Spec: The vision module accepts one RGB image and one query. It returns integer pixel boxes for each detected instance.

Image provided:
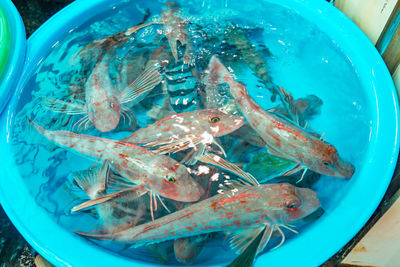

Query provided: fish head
[199,109,244,137]
[149,160,204,202]
[88,97,121,132]
[261,183,321,223]
[306,142,355,178]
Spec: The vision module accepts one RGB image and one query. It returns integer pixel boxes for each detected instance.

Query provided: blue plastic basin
[0,0,398,266]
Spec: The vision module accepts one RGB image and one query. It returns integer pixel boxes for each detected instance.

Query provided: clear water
[10,0,369,265]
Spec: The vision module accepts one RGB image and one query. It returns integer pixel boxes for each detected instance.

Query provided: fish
[163,58,201,113]
[72,161,147,233]
[28,119,205,205]
[122,109,244,165]
[224,25,281,103]
[174,235,209,265]
[208,56,355,178]
[161,2,194,65]
[76,21,156,63]
[42,54,162,132]
[75,182,322,264]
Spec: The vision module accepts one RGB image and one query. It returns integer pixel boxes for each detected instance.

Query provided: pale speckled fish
[28,119,204,204]
[122,109,244,165]
[42,54,162,132]
[76,182,321,265]
[208,56,355,178]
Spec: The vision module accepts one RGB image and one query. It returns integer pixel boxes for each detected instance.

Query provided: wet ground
[3,0,399,266]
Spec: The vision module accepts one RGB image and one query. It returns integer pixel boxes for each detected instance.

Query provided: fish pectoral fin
[42,97,86,115]
[71,185,148,213]
[72,160,111,197]
[144,136,202,155]
[281,164,303,176]
[197,153,259,186]
[107,171,141,192]
[228,226,267,255]
[118,64,163,105]
[226,224,274,267]
[180,143,206,166]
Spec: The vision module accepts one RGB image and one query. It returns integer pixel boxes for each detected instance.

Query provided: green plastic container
[0,6,11,78]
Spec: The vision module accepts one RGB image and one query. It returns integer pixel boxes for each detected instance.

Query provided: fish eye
[286,203,298,209]
[166,176,176,183]
[322,161,330,166]
[110,102,115,109]
[210,116,220,123]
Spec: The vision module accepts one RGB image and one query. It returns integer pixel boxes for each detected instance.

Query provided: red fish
[28,119,204,204]
[208,56,355,178]
[42,55,162,133]
[122,109,244,165]
[76,182,321,259]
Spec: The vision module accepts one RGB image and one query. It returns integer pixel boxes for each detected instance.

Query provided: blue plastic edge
[0,0,26,114]
[0,0,397,266]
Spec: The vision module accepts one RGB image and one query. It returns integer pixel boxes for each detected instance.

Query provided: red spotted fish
[122,109,244,165]
[208,56,355,178]
[42,53,162,132]
[28,119,204,206]
[75,182,321,262]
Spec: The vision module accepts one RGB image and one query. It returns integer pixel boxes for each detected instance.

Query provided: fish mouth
[334,159,355,178]
[296,207,325,224]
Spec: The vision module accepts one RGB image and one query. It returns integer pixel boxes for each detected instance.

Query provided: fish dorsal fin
[42,97,87,115]
[197,153,259,186]
[72,160,110,199]
[118,65,163,105]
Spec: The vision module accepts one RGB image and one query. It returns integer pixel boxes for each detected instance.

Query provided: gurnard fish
[161,2,194,65]
[43,53,162,132]
[72,161,147,233]
[28,119,204,206]
[208,56,355,178]
[122,109,244,165]
[76,182,321,263]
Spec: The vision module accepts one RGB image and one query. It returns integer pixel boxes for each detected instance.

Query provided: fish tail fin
[72,161,110,198]
[118,64,162,105]
[41,97,86,115]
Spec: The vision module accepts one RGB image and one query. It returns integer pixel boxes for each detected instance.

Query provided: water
[9,0,369,265]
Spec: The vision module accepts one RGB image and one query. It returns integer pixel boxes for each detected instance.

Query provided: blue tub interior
[0,0,398,266]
